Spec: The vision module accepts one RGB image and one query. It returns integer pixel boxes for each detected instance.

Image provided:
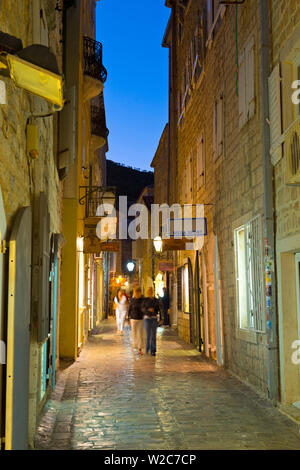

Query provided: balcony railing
[83,36,107,83]
[91,105,109,141]
[79,186,116,218]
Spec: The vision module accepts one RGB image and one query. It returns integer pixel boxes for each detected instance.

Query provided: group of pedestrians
[113,286,169,356]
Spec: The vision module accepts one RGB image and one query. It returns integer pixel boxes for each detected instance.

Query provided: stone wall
[0,0,63,447]
[172,0,269,394]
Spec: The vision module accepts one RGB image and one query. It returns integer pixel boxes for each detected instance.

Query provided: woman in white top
[113,289,128,335]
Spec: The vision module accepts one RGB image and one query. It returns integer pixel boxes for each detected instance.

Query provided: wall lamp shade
[126,262,135,273]
[5,45,63,108]
[153,236,163,253]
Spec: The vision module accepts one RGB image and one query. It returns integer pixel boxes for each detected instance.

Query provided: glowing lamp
[6,53,63,108]
[153,236,163,253]
[126,262,135,272]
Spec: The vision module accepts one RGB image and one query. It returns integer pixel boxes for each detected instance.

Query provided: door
[294,254,300,385]
[0,187,7,446]
[202,251,210,357]
[5,206,32,450]
[50,235,59,390]
[193,251,203,351]
[188,258,194,344]
[214,236,224,366]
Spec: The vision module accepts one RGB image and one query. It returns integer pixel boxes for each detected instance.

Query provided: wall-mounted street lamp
[153,236,163,254]
[0,35,64,109]
[126,261,135,273]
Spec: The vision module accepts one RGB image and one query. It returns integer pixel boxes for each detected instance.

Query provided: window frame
[206,0,226,47]
[234,215,265,335]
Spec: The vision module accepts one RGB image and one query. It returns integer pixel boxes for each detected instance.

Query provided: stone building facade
[0,0,109,450]
[0,0,64,449]
[161,0,276,399]
[59,0,108,360]
[269,0,300,415]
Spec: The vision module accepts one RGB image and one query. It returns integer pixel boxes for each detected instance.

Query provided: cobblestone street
[35,320,300,450]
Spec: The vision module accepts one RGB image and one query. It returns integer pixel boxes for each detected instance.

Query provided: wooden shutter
[197,134,205,187]
[207,0,214,34]
[239,50,246,128]
[282,61,295,130]
[213,99,218,159]
[217,96,223,157]
[268,64,283,163]
[188,258,194,343]
[245,37,255,120]
[177,268,182,311]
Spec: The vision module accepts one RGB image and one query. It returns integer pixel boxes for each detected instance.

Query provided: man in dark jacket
[142,287,162,356]
[128,287,144,354]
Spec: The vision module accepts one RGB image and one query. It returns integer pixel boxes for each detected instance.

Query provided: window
[182,154,193,202]
[196,134,205,188]
[239,37,255,128]
[182,264,190,313]
[234,216,264,332]
[213,94,224,161]
[177,264,191,313]
[207,0,224,43]
[178,15,205,125]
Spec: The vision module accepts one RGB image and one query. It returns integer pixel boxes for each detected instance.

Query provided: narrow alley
[35,320,300,451]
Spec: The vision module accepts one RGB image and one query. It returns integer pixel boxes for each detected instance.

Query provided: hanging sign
[158,260,175,272]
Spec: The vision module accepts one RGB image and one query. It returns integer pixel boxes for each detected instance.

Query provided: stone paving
[35,319,300,450]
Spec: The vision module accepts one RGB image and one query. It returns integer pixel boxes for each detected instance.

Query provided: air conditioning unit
[285,118,300,185]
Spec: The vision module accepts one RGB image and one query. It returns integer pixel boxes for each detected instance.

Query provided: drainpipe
[259,0,279,403]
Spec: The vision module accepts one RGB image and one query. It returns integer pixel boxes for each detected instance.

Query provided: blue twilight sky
[96,0,170,171]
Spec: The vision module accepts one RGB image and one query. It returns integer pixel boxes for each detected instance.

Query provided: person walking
[128,287,144,355]
[159,287,170,327]
[142,287,162,356]
[113,289,128,335]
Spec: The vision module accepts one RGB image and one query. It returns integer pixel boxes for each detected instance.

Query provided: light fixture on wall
[126,261,135,273]
[0,39,64,109]
[153,236,163,254]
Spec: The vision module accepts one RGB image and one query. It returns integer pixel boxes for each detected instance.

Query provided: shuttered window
[197,134,205,188]
[268,64,283,163]
[213,94,224,161]
[282,61,294,130]
[177,267,182,311]
[239,37,255,128]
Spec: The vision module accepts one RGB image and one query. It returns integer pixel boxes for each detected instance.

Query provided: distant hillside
[106,160,154,205]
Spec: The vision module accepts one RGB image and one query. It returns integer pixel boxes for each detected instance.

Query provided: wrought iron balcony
[91,104,109,141]
[83,36,107,84]
[79,186,116,219]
